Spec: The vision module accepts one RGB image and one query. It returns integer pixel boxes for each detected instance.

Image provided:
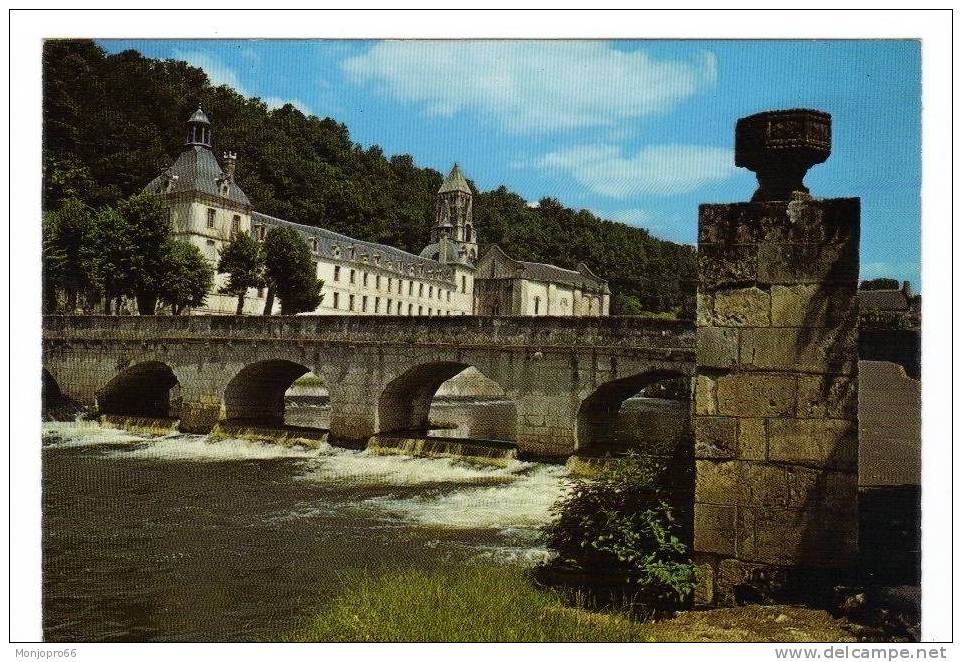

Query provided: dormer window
[311,238,318,253]
[374,253,381,265]
[333,246,342,259]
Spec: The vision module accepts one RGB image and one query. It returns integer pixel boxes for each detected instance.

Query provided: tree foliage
[263,226,324,315]
[42,197,96,312]
[542,452,696,606]
[43,39,697,313]
[217,232,265,314]
[115,193,171,314]
[160,240,214,314]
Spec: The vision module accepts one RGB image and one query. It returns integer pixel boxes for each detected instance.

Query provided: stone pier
[693,109,861,604]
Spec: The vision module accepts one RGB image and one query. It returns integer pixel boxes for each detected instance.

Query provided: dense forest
[43,40,697,315]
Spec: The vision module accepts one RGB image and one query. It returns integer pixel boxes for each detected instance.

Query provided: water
[41,397,688,642]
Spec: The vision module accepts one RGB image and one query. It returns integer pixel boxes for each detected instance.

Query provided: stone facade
[145,109,608,318]
[693,109,861,604]
[474,245,610,316]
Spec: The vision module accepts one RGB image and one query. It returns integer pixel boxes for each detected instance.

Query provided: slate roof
[478,245,609,292]
[188,107,211,124]
[858,289,910,312]
[438,164,471,194]
[144,146,251,207]
[252,212,457,285]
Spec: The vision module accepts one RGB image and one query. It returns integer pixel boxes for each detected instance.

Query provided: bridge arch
[377,361,514,438]
[577,369,690,453]
[97,361,181,419]
[223,359,313,426]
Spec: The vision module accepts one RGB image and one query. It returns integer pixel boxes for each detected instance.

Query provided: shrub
[541,451,696,605]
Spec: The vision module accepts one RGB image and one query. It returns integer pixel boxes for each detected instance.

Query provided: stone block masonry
[693,109,860,604]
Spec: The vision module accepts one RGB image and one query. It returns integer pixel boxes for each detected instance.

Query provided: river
[41,397,688,642]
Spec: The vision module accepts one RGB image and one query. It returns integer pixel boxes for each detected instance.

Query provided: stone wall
[693,196,861,604]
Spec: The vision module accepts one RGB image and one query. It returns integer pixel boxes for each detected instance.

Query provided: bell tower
[185,107,212,148]
[433,163,477,264]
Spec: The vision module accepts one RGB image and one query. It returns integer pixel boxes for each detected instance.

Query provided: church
[145,108,610,317]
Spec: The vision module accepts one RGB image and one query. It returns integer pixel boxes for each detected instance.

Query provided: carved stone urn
[735,108,832,201]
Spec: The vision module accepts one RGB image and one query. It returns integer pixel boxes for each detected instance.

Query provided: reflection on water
[42,397,688,642]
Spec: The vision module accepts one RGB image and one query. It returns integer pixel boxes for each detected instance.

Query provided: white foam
[107,436,319,462]
[42,421,160,448]
[363,464,571,531]
[42,421,319,461]
[296,446,523,487]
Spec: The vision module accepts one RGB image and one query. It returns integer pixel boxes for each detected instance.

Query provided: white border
[6,7,954,657]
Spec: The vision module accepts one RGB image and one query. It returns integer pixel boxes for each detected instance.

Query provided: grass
[283,564,861,642]
[285,565,653,642]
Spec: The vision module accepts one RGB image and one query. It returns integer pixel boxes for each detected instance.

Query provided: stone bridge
[42,314,695,456]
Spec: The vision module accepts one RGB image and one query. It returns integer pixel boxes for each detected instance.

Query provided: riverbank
[284,565,859,643]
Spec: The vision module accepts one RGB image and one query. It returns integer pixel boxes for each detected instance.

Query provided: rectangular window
[408,281,413,296]
[386,299,392,314]
[256,225,266,241]
[207,208,216,229]
[311,238,318,253]
[447,291,451,302]
[428,285,433,298]
[398,280,403,294]
[375,297,380,313]
[350,269,356,284]
[418,283,424,297]
[375,274,381,290]
[363,272,369,287]
[362,296,368,312]
[428,308,432,316]
[418,305,423,315]
[257,287,264,298]
[333,292,339,309]
[231,215,240,235]
[408,303,413,315]
[333,265,341,282]
[534,297,540,315]
[387,277,392,291]
[461,275,467,293]
[349,294,355,311]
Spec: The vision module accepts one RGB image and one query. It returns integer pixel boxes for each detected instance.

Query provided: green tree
[42,197,96,313]
[160,240,214,315]
[262,226,323,315]
[217,231,265,314]
[86,205,135,314]
[116,192,171,315]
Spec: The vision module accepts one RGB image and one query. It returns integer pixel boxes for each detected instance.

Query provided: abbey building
[146,109,610,317]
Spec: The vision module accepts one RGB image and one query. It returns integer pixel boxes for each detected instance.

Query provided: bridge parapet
[42,314,695,354]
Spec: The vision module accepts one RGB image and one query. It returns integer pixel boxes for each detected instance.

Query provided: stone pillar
[693,109,860,605]
[179,398,224,433]
[515,393,579,458]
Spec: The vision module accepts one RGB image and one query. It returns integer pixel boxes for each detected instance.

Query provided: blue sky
[100,39,921,289]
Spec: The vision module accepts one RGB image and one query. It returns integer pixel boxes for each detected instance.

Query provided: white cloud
[174,50,251,96]
[174,50,312,116]
[536,143,736,197]
[262,97,312,114]
[603,208,695,244]
[341,41,716,133]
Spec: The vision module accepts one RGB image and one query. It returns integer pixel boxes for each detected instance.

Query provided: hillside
[42,40,696,314]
